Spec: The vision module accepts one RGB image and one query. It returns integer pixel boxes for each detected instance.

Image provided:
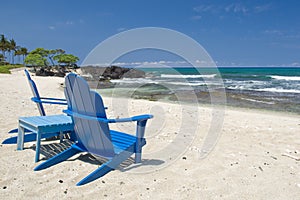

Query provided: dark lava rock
[80,65,145,89]
[80,65,145,81]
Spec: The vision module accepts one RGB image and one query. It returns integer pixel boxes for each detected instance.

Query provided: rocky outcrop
[80,65,145,81]
[32,65,78,77]
[78,65,146,89]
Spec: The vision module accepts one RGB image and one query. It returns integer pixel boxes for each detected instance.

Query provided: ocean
[97,67,300,114]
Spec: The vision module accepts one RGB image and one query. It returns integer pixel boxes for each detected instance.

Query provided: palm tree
[20,47,28,64]
[14,46,22,64]
[9,39,17,64]
[0,53,4,63]
[0,34,8,62]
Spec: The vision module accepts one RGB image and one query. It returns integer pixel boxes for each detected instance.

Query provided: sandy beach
[0,69,299,199]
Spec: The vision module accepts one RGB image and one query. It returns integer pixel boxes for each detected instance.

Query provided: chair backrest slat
[24,69,46,116]
[65,74,114,158]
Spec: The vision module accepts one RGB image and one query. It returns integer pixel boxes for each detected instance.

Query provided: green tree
[29,47,49,66]
[0,53,4,64]
[9,39,17,64]
[14,47,22,64]
[30,47,49,58]
[0,34,9,62]
[15,47,28,64]
[53,54,79,67]
[24,53,47,67]
[48,49,65,66]
[20,47,28,64]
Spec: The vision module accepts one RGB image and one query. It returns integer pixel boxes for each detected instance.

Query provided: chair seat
[110,130,146,154]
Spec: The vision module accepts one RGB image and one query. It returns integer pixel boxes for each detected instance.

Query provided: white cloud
[263,29,283,35]
[225,3,248,14]
[254,4,272,13]
[190,15,202,20]
[193,5,215,13]
[291,62,300,66]
[263,29,300,39]
[194,3,272,17]
[65,21,74,25]
[48,26,55,30]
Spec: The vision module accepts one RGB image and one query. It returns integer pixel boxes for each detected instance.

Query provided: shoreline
[97,87,300,116]
[0,70,300,199]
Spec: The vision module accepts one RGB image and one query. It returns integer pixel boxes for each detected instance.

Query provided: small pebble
[270,156,277,160]
[182,156,187,160]
[3,186,7,189]
[59,180,63,183]
[102,180,105,184]
[146,188,150,190]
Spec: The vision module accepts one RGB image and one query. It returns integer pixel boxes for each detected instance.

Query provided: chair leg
[77,147,134,186]
[3,133,35,144]
[8,128,31,134]
[2,132,67,144]
[76,160,114,186]
[69,131,77,141]
[135,120,147,163]
[59,131,63,143]
[34,145,81,171]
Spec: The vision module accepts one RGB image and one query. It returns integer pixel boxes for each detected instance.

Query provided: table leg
[35,132,42,162]
[59,131,63,143]
[17,125,24,150]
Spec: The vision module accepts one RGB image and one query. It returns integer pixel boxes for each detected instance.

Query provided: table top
[19,114,73,129]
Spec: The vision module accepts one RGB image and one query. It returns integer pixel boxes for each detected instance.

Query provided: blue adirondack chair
[34,73,153,186]
[2,69,68,144]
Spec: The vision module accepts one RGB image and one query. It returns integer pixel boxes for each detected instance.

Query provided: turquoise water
[141,67,300,92]
[97,67,300,113]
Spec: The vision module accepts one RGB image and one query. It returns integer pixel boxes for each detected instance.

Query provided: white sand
[0,69,299,199]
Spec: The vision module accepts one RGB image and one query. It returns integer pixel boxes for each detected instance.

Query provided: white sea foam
[227,85,300,94]
[271,75,300,81]
[110,78,159,84]
[161,74,216,79]
[255,88,300,93]
[167,82,205,86]
[240,98,275,105]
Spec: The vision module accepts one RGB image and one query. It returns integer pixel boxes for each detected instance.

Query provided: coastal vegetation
[0,34,79,75]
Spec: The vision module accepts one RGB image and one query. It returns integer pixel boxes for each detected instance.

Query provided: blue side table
[17,114,74,162]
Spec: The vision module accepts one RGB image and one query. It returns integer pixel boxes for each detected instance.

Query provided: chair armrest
[40,97,67,101]
[107,114,153,123]
[31,97,68,105]
[63,110,110,123]
[63,110,153,124]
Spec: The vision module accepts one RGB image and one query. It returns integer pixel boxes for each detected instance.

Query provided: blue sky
[1,0,300,66]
